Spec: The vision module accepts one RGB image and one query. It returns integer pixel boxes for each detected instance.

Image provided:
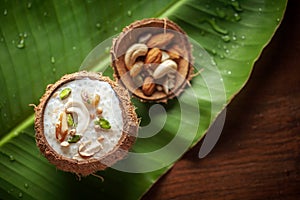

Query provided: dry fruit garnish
[34,71,139,176]
[111,18,194,103]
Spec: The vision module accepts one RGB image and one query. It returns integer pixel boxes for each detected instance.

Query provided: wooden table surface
[143,0,300,199]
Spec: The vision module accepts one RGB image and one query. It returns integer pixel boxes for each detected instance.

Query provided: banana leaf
[0,0,287,199]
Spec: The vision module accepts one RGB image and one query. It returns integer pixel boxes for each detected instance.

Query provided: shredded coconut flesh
[43,78,124,161]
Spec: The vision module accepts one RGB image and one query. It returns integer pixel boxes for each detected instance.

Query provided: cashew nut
[153,59,178,79]
[78,140,103,157]
[129,61,144,77]
[124,43,148,69]
[65,101,89,135]
[161,51,170,62]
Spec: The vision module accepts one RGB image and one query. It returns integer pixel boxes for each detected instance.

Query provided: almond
[142,76,156,96]
[146,32,174,48]
[145,48,162,64]
[167,44,182,59]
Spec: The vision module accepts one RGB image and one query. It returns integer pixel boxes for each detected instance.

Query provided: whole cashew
[65,101,89,135]
[124,43,148,70]
[153,59,178,79]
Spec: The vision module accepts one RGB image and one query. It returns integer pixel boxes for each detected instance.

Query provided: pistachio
[124,43,148,70]
[153,59,178,79]
[59,88,71,100]
[68,134,82,143]
[94,117,111,129]
[78,140,102,158]
[129,61,144,77]
[66,101,89,135]
[142,76,156,96]
[67,113,74,127]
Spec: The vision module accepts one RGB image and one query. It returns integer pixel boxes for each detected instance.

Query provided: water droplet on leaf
[17,34,26,49]
[3,9,8,16]
[24,183,29,189]
[276,18,280,23]
[211,49,217,55]
[233,13,241,21]
[241,35,246,40]
[50,56,55,64]
[9,155,15,161]
[127,10,132,17]
[96,23,101,29]
[232,35,237,41]
[27,2,32,9]
[18,192,23,198]
[114,27,118,32]
[221,35,231,42]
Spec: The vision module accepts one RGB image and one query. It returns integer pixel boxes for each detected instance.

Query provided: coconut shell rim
[34,71,139,176]
[111,18,194,103]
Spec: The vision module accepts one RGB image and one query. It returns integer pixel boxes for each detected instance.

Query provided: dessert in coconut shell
[34,71,138,176]
[111,18,194,103]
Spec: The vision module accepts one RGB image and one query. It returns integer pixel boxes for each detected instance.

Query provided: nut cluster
[124,32,182,97]
[55,87,111,159]
[111,18,193,103]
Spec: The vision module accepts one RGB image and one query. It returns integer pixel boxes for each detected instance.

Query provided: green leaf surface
[0,0,286,199]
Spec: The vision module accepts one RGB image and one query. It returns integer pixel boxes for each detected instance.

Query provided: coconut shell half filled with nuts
[111,18,194,103]
[34,71,139,176]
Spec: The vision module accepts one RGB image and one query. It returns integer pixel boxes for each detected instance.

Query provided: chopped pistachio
[67,113,74,127]
[67,134,82,143]
[94,118,111,129]
[59,88,71,100]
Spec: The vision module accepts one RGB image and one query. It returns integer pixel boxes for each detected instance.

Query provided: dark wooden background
[143,0,300,199]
